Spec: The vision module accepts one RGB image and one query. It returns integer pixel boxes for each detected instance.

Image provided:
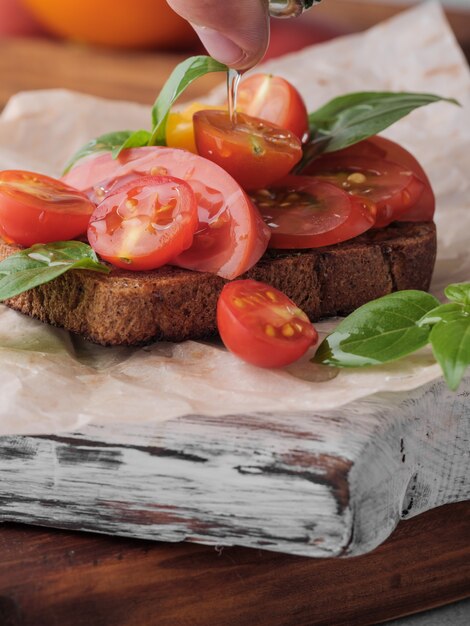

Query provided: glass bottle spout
[268,0,321,19]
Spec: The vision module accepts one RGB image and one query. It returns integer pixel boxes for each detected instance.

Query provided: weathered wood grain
[0,502,468,626]
[0,377,468,557]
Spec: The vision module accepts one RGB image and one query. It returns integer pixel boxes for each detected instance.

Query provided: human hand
[166,0,270,70]
[0,0,42,36]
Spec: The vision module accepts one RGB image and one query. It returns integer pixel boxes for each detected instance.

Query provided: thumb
[166,0,270,69]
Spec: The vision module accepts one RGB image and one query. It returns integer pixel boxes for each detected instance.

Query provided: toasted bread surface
[0,222,436,346]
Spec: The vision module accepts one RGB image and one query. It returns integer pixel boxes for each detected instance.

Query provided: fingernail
[192,25,246,67]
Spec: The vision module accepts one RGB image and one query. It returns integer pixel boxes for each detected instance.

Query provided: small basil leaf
[0,241,109,300]
[149,55,227,146]
[430,318,470,390]
[301,92,459,168]
[111,130,152,158]
[445,282,470,305]
[62,130,135,174]
[313,290,439,367]
[418,302,470,327]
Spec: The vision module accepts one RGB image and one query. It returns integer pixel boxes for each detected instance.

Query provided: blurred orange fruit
[22,0,196,49]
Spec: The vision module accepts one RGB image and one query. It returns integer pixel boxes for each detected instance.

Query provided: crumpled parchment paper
[0,1,468,435]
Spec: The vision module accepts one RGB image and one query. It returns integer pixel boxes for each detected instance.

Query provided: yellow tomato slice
[166,103,224,153]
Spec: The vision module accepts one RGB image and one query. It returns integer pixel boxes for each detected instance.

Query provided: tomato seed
[265,291,277,302]
[150,167,168,176]
[347,172,367,184]
[282,323,295,337]
[264,324,276,337]
[156,204,172,213]
[286,193,301,202]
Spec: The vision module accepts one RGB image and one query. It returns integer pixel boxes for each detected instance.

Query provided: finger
[167,0,270,69]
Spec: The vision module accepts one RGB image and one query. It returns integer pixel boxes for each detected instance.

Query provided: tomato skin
[237,74,309,140]
[251,176,376,249]
[166,103,224,153]
[63,147,270,279]
[193,110,302,190]
[217,279,318,368]
[311,136,435,223]
[87,175,197,271]
[0,170,94,247]
[359,136,435,223]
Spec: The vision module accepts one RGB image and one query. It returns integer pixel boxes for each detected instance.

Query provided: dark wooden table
[0,502,468,626]
[0,38,469,626]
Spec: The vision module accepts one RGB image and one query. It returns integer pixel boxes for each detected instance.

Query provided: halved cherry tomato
[193,110,302,190]
[63,147,270,279]
[217,279,318,368]
[0,170,94,247]
[166,103,224,153]
[329,136,435,222]
[251,176,376,249]
[87,175,197,271]
[307,156,425,228]
[237,73,309,140]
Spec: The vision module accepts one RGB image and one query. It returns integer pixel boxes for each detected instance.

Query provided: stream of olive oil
[227,68,242,124]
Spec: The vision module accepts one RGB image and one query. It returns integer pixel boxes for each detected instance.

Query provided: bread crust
[0,222,436,346]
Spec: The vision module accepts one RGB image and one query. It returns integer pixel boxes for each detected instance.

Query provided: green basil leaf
[418,302,470,327]
[149,55,227,146]
[0,241,109,300]
[445,282,470,305]
[313,290,439,367]
[111,129,152,158]
[300,92,459,168]
[62,130,135,174]
[430,318,470,390]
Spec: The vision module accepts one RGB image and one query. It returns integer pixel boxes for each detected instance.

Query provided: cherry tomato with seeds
[236,73,309,140]
[87,175,197,271]
[306,156,425,228]
[0,170,95,247]
[330,136,435,223]
[338,135,436,222]
[251,176,376,249]
[193,110,302,190]
[217,279,318,368]
[63,147,270,279]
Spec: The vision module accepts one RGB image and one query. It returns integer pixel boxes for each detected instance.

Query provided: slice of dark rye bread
[0,221,436,346]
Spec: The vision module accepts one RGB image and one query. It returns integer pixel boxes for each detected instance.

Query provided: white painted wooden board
[0,376,468,558]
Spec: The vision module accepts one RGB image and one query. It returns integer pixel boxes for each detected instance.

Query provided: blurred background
[2,0,470,53]
[0,0,469,107]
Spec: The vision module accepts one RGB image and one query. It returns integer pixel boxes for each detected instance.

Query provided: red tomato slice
[250,176,376,249]
[236,73,309,140]
[193,110,302,190]
[312,136,435,223]
[217,279,318,368]
[63,147,270,279]
[87,176,197,271]
[307,156,425,228]
[0,170,94,247]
